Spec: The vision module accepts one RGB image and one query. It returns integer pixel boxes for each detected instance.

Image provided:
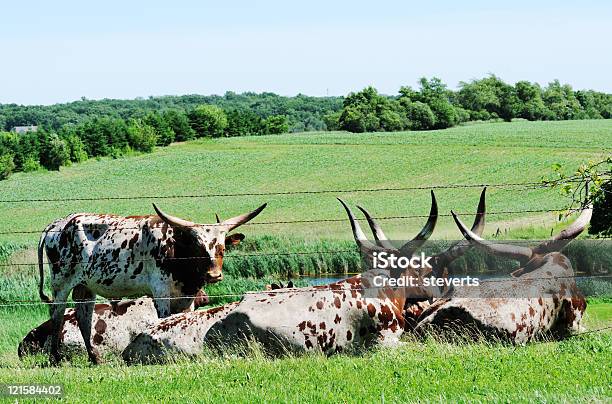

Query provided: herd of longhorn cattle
[19,188,592,365]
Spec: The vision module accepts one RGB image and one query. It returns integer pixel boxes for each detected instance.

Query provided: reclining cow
[122,190,487,363]
[415,205,592,343]
[18,291,209,360]
[38,202,266,364]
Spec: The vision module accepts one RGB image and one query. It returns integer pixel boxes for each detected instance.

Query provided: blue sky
[1,0,610,104]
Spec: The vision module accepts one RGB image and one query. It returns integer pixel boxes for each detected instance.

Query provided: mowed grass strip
[0,331,610,402]
[0,120,610,244]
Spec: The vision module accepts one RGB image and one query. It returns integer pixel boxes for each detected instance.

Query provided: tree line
[330,76,611,132]
[0,75,610,179]
[0,106,290,179]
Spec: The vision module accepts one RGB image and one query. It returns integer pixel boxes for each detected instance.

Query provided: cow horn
[451,210,533,263]
[398,190,438,257]
[433,187,487,267]
[220,203,267,232]
[338,198,380,253]
[215,213,221,224]
[356,205,396,250]
[534,204,593,254]
[152,204,196,229]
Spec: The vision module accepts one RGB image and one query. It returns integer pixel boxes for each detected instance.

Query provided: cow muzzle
[205,271,224,283]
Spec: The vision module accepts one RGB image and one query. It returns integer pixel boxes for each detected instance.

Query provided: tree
[401,100,436,130]
[144,111,175,146]
[262,115,289,134]
[515,81,550,121]
[338,87,395,133]
[76,117,129,157]
[163,110,195,141]
[542,80,582,120]
[225,109,264,137]
[127,120,157,153]
[64,133,88,163]
[399,78,458,129]
[457,75,517,122]
[39,132,70,170]
[189,105,228,137]
[323,111,342,131]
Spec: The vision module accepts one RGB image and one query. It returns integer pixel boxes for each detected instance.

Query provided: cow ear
[287,280,294,288]
[225,233,245,247]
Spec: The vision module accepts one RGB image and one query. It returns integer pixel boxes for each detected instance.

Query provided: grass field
[1,120,610,246]
[0,120,610,402]
[0,301,610,402]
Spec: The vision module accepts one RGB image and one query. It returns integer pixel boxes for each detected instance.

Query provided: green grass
[0,120,610,246]
[0,304,610,402]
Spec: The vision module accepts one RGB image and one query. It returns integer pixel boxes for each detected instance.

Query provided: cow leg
[153,297,172,318]
[73,285,101,364]
[48,289,70,365]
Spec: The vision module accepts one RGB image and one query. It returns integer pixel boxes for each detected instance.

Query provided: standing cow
[415,205,592,342]
[38,202,266,364]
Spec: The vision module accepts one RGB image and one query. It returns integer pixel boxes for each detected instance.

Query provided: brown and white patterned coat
[38,203,266,364]
[415,206,592,342]
[122,191,487,363]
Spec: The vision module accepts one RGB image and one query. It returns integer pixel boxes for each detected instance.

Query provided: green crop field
[0,120,611,402]
[0,119,610,246]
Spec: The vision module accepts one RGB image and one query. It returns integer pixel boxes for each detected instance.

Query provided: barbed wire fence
[0,177,609,339]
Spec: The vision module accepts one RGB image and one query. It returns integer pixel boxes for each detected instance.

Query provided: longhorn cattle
[18,291,209,360]
[38,203,266,364]
[121,190,486,363]
[415,205,592,343]
[122,302,241,364]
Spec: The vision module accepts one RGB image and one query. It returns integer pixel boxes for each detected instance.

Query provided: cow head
[338,192,439,306]
[153,203,267,284]
[450,203,592,279]
[338,189,487,321]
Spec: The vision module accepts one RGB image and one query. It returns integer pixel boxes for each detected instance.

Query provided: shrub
[0,154,15,179]
[127,120,157,153]
[21,157,42,172]
[323,111,341,131]
[189,105,228,138]
[39,133,70,170]
[64,134,88,163]
[262,115,289,135]
[402,101,435,130]
[429,98,458,129]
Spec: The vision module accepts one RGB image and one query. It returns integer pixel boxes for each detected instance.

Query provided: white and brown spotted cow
[38,203,266,364]
[122,302,241,364]
[415,206,592,343]
[19,291,209,360]
[121,191,487,363]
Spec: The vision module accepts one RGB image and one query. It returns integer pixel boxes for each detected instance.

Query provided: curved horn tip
[450,211,470,238]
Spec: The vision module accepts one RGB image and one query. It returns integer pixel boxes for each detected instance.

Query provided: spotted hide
[415,206,592,343]
[122,302,240,364]
[38,203,266,364]
[19,291,210,360]
[121,190,487,363]
[201,192,442,356]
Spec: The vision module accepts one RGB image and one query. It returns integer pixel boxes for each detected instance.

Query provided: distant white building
[11,125,38,134]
